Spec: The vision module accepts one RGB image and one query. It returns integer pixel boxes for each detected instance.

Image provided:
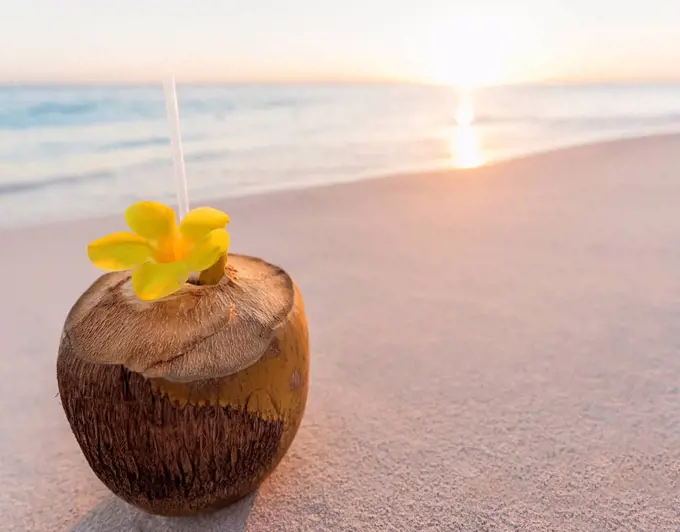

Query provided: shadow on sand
[71,493,257,532]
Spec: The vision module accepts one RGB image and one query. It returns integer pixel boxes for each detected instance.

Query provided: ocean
[2,83,680,228]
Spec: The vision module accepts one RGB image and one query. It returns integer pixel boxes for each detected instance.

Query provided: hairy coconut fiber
[57,254,309,515]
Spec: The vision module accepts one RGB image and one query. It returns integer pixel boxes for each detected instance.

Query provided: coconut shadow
[71,492,256,532]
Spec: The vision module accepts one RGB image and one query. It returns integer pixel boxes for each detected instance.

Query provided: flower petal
[125,201,177,240]
[88,232,152,271]
[184,228,230,272]
[179,207,230,242]
[131,262,189,301]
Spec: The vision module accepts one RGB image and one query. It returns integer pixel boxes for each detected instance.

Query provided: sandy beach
[2,134,680,531]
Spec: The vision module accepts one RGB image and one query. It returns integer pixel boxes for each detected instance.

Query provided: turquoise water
[2,83,680,227]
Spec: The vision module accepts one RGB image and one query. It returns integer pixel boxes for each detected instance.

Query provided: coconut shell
[56,255,309,515]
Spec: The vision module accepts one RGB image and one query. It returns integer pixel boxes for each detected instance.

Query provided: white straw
[163,77,190,219]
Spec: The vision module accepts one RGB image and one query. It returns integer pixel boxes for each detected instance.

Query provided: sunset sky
[2,0,679,85]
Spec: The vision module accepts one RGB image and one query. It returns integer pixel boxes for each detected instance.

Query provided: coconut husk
[62,254,295,382]
[56,255,310,514]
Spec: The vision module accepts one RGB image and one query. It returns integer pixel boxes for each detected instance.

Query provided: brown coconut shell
[56,254,309,515]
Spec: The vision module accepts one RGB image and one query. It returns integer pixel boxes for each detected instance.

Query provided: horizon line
[2,78,680,88]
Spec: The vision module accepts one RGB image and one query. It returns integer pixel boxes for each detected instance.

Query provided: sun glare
[422,15,523,87]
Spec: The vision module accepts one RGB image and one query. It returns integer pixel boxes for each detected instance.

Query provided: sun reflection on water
[450,88,485,169]
[451,125,484,169]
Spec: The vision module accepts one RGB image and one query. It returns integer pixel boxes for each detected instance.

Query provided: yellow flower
[87,201,230,301]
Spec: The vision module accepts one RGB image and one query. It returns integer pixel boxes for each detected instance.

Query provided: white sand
[2,135,680,531]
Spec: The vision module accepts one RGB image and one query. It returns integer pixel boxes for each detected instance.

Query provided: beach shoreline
[3,133,680,531]
[3,130,680,234]
[4,82,680,230]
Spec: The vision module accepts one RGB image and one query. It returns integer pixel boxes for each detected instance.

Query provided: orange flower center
[150,233,190,264]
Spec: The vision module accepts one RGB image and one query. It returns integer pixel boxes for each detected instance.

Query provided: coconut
[57,254,309,516]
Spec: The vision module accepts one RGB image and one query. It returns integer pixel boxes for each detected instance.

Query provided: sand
[2,134,680,531]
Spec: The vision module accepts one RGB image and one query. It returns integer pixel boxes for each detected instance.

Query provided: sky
[1,0,679,85]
